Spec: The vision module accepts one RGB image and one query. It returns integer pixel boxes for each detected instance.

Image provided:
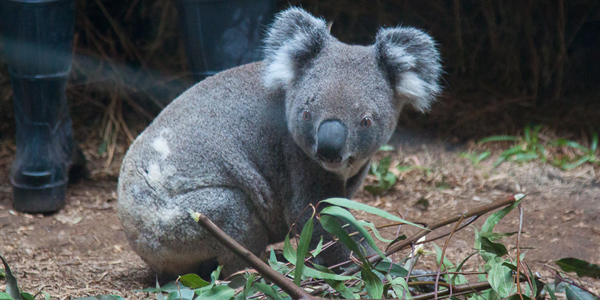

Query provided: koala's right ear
[263,8,329,89]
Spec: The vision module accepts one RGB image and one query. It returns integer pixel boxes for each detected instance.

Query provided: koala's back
[118,63,290,257]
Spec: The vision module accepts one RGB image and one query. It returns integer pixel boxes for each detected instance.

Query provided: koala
[117,7,441,279]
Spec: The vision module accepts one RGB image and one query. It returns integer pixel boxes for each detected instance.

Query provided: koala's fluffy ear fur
[375,27,442,111]
[263,8,329,89]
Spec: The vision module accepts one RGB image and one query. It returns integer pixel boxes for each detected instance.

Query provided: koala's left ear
[375,27,442,111]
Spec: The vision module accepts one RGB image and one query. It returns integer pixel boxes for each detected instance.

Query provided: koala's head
[263,8,441,179]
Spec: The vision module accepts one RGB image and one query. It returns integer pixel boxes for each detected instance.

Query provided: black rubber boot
[0,0,76,213]
[176,0,276,82]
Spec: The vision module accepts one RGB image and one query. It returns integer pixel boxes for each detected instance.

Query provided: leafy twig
[340,195,520,277]
[188,210,321,300]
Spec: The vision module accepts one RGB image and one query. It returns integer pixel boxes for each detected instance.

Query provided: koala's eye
[302,110,311,121]
[360,116,373,128]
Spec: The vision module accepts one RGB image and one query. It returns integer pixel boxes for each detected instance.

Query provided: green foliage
[4,197,599,300]
[550,133,599,170]
[479,125,547,168]
[293,217,313,286]
[364,156,397,195]
[556,258,600,279]
[460,150,491,166]
[0,254,24,300]
[480,125,599,170]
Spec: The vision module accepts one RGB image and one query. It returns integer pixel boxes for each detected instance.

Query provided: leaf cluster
[473,125,599,170]
[3,197,600,300]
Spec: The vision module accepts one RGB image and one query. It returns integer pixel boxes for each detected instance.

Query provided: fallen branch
[188,210,321,300]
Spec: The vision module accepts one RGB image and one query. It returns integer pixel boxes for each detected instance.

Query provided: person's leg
[175,0,275,82]
[0,0,76,213]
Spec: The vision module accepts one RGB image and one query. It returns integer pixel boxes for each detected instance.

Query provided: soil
[1,128,599,299]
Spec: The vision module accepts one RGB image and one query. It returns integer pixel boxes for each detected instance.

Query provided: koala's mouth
[317,155,356,171]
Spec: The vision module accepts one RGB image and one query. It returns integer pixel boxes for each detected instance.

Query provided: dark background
[1,0,599,144]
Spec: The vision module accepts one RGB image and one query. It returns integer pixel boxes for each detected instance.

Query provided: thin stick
[340,195,519,277]
[412,281,492,300]
[188,210,319,300]
[435,214,464,300]
[516,204,524,300]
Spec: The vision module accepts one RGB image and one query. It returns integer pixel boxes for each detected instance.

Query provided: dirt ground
[1,128,599,299]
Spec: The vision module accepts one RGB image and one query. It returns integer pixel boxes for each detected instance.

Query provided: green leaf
[475,195,524,261]
[487,259,514,298]
[385,234,407,252]
[361,267,384,299]
[324,279,358,299]
[377,156,392,173]
[552,139,589,152]
[196,285,235,300]
[480,237,509,257]
[433,243,454,270]
[382,172,397,188]
[319,215,363,260]
[320,206,385,259]
[302,266,356,281]
[0,254,23,300]
[321,198,426,229]
[512,153,539,162]
[388,276,412,300]
[545,284,559,300]
[166,289,195,300]
[254,283,282,300]
[357,220,394,243]
[563,157,592,170]
[477,151,491,162]
[556,258,600,279]
[479,136,519,143]
[241,273,256,300]
[374,261,409,277]
[565,283,598,300]
[312,236,324,257]
[493,155,507,168]
[269,247,277,264]
[501,145,527,157]
[482,196,523,235]
[179,274,210,289]
[451,252,478,284]
[0,292,13,300]
[283,235,296,264]
[210,266,222,285]
[294,218,314,286]
[20,294,34,300]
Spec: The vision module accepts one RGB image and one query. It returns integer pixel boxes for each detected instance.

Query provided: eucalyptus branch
[189,210,321,300]
[339,195,520,277]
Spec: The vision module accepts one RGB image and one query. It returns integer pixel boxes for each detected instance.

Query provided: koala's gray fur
[117,7,441,278]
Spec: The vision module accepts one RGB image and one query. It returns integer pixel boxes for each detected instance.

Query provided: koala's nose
[317,119,347,163]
